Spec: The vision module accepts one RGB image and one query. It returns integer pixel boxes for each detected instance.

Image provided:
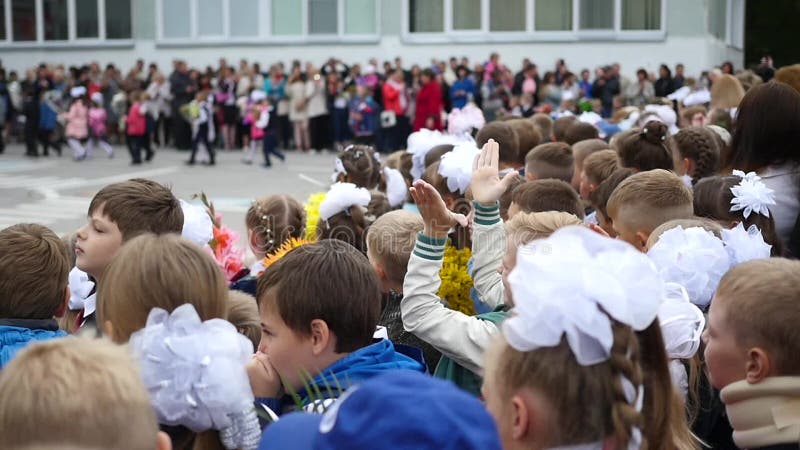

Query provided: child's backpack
[126,103,146,136]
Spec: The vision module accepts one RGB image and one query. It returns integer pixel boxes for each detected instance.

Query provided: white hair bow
[406,129,474,180]
[383,167,408,208]
[721,222,772,266]
[438,142,481,195]
[332,158,348,183]
[319,182,371,222]
[180,199,214,247]
[647,226,730,309]
[129,304,260,450]
[730,170,776,219]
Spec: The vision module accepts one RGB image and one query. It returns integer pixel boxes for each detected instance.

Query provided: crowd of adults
[0,53,784,156]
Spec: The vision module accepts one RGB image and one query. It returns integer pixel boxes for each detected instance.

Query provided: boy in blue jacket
[247,239,425,415]
[0,224,69,368]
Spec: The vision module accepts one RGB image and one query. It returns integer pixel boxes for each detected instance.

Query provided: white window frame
[401,0,666,43]
[725,0,744,50]
[155,0,380,46]
[0,0,133,48]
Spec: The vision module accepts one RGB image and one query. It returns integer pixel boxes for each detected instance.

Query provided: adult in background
[170,60,194,150]
[413,69,443,132]
[306,64,330,152]
[654,64,676,98]
[382,69,410,151]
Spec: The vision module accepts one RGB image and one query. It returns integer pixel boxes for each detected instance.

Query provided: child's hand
[410,180,467,239]
[587,222,610,238]
[246,352,283,398]
[471,139,519,205]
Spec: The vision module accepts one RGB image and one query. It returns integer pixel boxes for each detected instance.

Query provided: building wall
[1,0,743,79]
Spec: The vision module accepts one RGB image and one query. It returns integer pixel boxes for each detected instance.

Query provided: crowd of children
[0,56,800,450]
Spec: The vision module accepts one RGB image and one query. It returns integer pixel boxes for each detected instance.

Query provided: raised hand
[470,139,519,205]
[410,179,468,239]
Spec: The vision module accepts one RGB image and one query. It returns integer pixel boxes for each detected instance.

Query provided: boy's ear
[309,319,333,356]
[745,347,772,384]
[525,171,536,182]
[54,285,70,318]
[510,394,530,440]
[156,431,173,450]
[634,231,650,252]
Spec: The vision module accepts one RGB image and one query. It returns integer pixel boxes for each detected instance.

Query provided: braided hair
[335,144,382,190]
[670,126,721,185]
[245,195,306,257]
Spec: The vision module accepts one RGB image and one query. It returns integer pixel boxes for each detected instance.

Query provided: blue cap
[259,371,501,450]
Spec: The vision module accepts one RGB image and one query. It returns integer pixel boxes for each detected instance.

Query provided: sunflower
[261,237,312,270]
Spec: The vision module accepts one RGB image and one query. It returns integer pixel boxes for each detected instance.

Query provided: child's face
[257,292,318,392]
[75,207,124,280]
[703,295,749,389]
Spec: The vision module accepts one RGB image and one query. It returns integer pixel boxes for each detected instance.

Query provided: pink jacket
[88,107,107,137]
[65,102,89,139]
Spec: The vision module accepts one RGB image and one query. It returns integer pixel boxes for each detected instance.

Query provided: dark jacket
[379,291,442,370]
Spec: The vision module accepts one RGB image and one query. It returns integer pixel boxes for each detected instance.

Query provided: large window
[1,0,132,45]
[708,0,727,40]
[405,0,665,41]
[158,0,380,43]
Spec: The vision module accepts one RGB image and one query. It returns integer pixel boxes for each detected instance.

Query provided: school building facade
[1,0,745,76]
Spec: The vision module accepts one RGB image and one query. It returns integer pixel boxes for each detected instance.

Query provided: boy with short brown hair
[570,138,610,190]
[509,179,584,219]
[0,224,69,368]
[475,122,520,172]
[0,337,171,450]
[579,149,619,200]
[249,239,425,413]
[73,178,183,328]
[524,142,574,183]
[607,169,694,250]
[704,258,800,450]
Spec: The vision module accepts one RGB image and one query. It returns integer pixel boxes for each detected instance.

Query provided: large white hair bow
[129,304,260,450]
[319,182,371,222]
[180,199,214,247]
[447,104,485,135]
[406,129,473,180]
[505,226,663,366]
[658,283,705,361]
[647,226,730,309]
[721,222,772,266]
[438,142,481,195]
[730,170,776,219]
[383,167,408,208]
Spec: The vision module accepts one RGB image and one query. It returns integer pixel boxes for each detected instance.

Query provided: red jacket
[382,82,406,115]
[413,81,443,132]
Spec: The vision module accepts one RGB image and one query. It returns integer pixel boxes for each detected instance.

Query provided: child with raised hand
[704,258,800,450]
[0,338,172,450]
[0,224,69,368]
[248,239,425,416]
[402,140,580,394]
[482,226,682,450]
[73,178,184,330]
[97,233,261,450]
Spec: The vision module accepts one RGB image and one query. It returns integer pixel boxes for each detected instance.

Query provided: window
[345,0,376,34]
[76,0,99,38]
[409,0,443,32]
[2,0,131,45]
[43,0,69,40]
[728,0,744,48]
[453,0,481,30]
[708,0,727,40]
[230,0,260,37]
[271,0,302,35]
[163,0,191,39]
[198,0,224,36]
[622,0,660,30]
[579,0,613,30]
[11,0,36,41]
[535,0,572,31]
[309,0,337,34]
[405,0,663,40]
[490,0,525,31]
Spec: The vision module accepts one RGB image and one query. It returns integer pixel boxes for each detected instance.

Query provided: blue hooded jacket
[0,319,67,368]
[258,339,425,417]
